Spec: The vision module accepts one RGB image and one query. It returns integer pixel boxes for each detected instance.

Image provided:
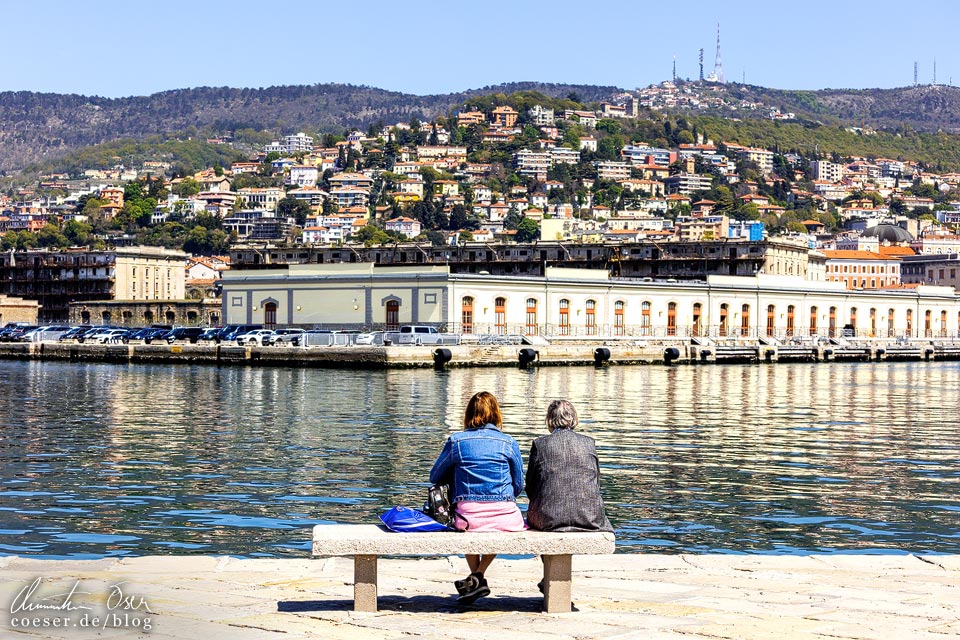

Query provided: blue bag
[380,506,452,532]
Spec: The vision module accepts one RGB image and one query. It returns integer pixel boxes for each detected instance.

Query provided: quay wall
[1,340,959,368]
[0,341,668,368]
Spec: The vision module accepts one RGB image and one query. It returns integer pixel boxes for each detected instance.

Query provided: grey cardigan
[524,428,613,533]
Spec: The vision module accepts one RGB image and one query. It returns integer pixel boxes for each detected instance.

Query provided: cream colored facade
[114,247,187,302]
[0,294,39,324]
[221,264,960,339]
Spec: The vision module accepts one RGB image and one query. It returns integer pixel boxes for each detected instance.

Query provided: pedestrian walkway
[0,554,957,639]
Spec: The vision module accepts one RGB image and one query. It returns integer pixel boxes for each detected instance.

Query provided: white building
[221,264,960,339]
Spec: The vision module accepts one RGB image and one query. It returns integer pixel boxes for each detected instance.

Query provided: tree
[515,217,540,242]
[277,196,312,226]
[174,177,201,198]
[353,224,391,246]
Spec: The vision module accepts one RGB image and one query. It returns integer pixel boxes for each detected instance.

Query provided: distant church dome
[862,223,913,244]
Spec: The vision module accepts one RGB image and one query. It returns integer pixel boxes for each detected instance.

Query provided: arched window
[641,301,651,336]
[558,299,570,336]
[849,307,857,335]
[165,309,176,324]
[692,303,702,337]
[667,302,677,336]
[941,310,947,337]
[461,296,474,334]
[828,306,837,337]
[906,308,913,337]
[614,300,625,336]
[525,298,538,335]
[766,304,775,337]
[585,299,596,335]
[264,302,277,329]
[187,310,198,325]
[101,310,112,324]
[143,310,154,324]
[741,304,750,337]
[888,308,895,337]
[786,305,795,337]
[719,303,729,337]
[869,308,876,337]
[809,305,818,336]
[494,297,506,334]
[386,300,399,330]
[924,309,932,337]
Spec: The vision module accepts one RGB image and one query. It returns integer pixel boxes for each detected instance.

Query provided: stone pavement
[0,554,957,639]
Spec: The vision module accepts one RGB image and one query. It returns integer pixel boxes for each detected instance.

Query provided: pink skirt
[454,500,527,532]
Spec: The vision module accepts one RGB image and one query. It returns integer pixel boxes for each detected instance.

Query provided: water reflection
[0,360,957,558]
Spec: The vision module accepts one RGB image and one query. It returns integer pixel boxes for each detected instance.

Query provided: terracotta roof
[878,246,916,257]
[822,250,898,260]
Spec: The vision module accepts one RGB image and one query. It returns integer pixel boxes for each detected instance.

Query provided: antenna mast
[699,48,704,81]
[714,23,724,84]
[672,55,677,83]
[914,62,918,86]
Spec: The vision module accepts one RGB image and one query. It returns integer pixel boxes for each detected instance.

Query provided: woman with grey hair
[525,399,613,533]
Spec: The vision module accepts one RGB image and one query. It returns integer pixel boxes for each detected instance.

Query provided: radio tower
[914,62,918,86]
[713,23,724,84]
[699,48,705,81]
[672,55,677,83]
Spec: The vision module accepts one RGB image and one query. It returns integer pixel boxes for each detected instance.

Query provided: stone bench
[312,524,615,613]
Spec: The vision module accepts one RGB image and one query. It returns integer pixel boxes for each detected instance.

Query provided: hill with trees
[0,82,618,172]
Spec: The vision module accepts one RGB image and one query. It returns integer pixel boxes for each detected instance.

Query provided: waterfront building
[228,238,823,281]
[220,263,960,339]
[0,247,186,322]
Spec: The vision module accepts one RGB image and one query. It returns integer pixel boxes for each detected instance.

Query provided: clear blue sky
[3,1,957,97]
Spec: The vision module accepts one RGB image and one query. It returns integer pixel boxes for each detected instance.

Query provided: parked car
[21,325,74,342]
[59,326,92,342]
[89,328,130,344]
[197,327,222,343]
[265,328,305,346]
[217,324,263,342]
[395,325,444,345]
[1,325,38,342]
[76,326,113,343]
[354,331,383,346]
[165,327,206,344]
[236,329,275,346]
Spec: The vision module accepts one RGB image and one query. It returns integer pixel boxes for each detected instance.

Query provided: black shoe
[454,573,481,596]
[456,577,490,604]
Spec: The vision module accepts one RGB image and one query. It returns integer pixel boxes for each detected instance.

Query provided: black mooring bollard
[663,347,681,365]
[433,348,452,368]
[593,347,611,367]
[518,348,538,369]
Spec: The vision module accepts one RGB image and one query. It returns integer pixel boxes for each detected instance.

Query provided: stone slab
[312,524,616,556]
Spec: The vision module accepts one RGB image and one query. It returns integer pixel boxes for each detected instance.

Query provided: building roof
[861,223,914,243]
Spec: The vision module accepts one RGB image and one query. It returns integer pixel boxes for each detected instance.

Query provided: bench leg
[354,554,378,612]
[542,554,572,613]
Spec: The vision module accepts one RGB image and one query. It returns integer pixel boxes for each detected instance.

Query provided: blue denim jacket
[430,424,524,502]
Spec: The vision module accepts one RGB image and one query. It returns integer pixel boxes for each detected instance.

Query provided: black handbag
[424,483,455,527]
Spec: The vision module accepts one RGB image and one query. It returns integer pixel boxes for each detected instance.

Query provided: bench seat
[312,524,615,612]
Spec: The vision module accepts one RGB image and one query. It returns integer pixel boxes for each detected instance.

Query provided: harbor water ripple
[0,360,957,558]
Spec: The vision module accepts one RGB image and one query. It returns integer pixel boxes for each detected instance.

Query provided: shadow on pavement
[278,594,548,613]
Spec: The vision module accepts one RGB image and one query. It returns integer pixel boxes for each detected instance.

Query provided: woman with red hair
[430,391,525,604]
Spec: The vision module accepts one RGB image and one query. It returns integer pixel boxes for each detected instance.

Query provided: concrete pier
[0,554,956,639]
[3,339,960,369]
